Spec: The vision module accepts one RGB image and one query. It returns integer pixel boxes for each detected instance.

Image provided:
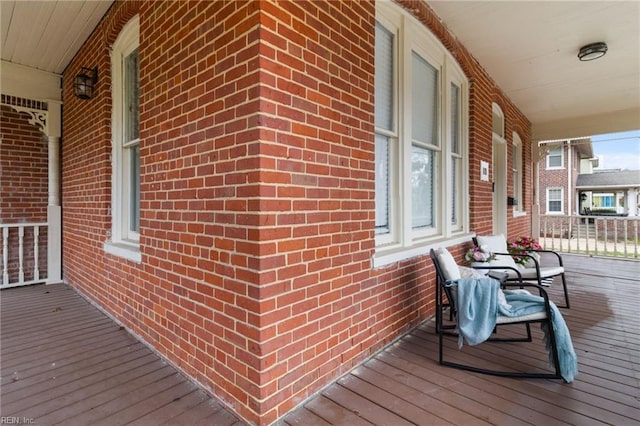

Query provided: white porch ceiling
[1,0,113,75]
[1,0,638,140]
[428,1,640,140]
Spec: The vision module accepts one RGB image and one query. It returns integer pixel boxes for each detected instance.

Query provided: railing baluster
[576,217,581,253]
[18,226,24,283]
[2,227,8,285]
[538,214,638,259]
[623,219,628,258]
[0,222,48,288]
[635,220,638,259]
[34,226,40,281]
[586,216,590,254]
[595,221,609,253]
[613,220,618,257]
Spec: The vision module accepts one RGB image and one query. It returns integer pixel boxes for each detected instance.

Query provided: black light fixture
[577,42,608,61]
[74,66,98,99]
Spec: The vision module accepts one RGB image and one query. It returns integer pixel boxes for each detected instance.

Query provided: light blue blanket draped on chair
[454,277,578,382]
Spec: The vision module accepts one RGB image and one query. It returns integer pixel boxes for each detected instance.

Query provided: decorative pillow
[436,247,461,281]
[460,266,510,308]
[476,234,518,270]
[459,266,488,278]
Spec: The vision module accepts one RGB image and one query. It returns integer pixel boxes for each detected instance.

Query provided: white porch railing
[1,222,48,289]
[539,214,640,259]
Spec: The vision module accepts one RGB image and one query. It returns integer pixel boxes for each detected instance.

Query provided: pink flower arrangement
[508,236,542,265]
[465,245,496,263]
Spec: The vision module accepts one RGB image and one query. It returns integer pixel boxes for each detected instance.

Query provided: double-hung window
[546,146,563,169]
[105,15,141,262]
[547,188,563,214]
[374,3,469,266]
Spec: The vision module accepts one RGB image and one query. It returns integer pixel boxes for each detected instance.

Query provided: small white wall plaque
[480,160,489,182]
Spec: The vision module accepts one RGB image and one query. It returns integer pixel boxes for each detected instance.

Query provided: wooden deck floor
[0,284,242,425]
[1,254,639,425]
[283,255,640,426]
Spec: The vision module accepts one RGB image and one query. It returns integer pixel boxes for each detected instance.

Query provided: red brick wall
[0,104,49,282]
[61,1,533,424]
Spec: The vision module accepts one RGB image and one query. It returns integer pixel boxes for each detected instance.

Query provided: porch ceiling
[0,0,113,75]
[428,1,640,141]
[1,1,638,141]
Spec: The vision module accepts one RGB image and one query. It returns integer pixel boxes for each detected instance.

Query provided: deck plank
[2,254,639,425]
[0,283,242,425]
[284,254,640,425]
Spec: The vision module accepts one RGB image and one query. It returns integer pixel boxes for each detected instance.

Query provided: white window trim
[374,3,470,267]
[546,146,564,170]
[512,132,526,217]
[104,15,141,262]
[546,187,564,214]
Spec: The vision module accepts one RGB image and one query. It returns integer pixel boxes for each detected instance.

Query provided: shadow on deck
[2,255,639,425]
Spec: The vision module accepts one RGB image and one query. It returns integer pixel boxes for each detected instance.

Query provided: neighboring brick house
[539,139,639,217]
[538,139,593,216]
[2,1,536,424]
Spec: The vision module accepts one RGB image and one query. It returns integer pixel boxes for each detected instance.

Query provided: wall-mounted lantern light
[74,67,98,99]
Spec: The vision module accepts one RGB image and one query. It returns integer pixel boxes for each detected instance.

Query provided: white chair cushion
[476,234,519,270]
[510,266,564,279]
[436,247,461,281]
[496,310,547,324]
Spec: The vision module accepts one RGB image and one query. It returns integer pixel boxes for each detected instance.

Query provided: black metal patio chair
[430,248,564,381]
[472,234,570,308]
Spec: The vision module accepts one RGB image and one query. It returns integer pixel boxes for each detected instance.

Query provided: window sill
[512,211,527,218]
[104,240,141,263]
[373,233,474,268]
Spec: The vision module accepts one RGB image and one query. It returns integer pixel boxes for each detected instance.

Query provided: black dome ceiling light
[577,42,608,61]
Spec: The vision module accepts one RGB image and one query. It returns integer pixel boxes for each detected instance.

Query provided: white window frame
[374,3,471,267]
[546,146,564,169]
[104,15,141,263]
[546,187,564,214]
[512,132,525,216]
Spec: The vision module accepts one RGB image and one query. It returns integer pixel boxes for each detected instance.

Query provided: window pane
[124,48,140,143]
[548,147,562,167]
[375,134,390,234]
[412,145,435,229]
[411,52,438,146]
[451,157,458,225]
[548,188,562,212]
[492,112,503,137]
[375,22,394,131]
[451,83,460,154]
[130,145,140,232]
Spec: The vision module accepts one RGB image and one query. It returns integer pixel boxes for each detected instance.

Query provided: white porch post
[46,102,62,284]
[531,142,541,238]
[2,61,63,285]
[627,188,638,217]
